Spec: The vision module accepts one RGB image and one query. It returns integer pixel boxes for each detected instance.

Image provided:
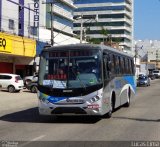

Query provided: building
[135,40,160,71]
[0,0,80,77]
[38,0,80,45]
[73,0,134,53]
[0,0,36,77]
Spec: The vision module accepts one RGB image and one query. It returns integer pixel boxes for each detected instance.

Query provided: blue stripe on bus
[47,96,68,103]
[123,76,136,92]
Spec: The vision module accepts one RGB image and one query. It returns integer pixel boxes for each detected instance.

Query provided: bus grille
[51,107,87,114]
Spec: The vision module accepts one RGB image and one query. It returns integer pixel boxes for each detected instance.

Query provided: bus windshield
[39,49,102,89]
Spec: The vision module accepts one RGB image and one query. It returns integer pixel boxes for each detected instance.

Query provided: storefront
[0,32,36,78]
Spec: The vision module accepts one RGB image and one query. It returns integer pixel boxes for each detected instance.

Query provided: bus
[38,44,136,118]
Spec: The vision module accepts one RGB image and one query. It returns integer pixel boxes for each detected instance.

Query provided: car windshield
[153,71,159,73]
[39,49,102,89]
[139,76,147,80]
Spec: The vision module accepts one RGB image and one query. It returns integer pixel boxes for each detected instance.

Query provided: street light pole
[50,3,54,46]
[135,44,138,75]
[78,14,98,44]
[80,18,83,43]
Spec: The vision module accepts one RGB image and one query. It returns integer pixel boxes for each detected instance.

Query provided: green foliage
[100,27,108,36]
[89,38,101,44]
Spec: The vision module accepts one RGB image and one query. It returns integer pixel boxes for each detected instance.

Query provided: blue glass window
[74,0,125,4]
[75,6,125,12]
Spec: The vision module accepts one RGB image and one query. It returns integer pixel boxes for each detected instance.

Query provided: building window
[8,19,14,30]
[19,23,22,30]
[30,26,38,36]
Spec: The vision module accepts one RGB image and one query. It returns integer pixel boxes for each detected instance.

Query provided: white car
[152,70,160,78]
[0,73,24,93]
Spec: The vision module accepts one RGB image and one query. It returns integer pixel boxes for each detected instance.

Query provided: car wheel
[31,85,37,93]
[8,85,15,93]
[25,79,32,85]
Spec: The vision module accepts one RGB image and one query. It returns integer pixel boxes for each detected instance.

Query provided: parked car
[26,81,37,93]
[137,75,150,87]
[0,73,24,92]
[152,70,160,78]
[24,74,38,86]
[148,73,156,80]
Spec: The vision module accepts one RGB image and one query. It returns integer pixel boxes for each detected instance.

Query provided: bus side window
[128,58,132,74]
[118,56,121,75]
[103,54,111,80]
[131,59,134,74]
[123,57,126,74]
[121,57,124,75]
[110,54,116,75]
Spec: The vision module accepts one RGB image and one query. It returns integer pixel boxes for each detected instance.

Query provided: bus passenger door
[103,54,113,108]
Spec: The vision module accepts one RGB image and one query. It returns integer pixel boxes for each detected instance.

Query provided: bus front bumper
[38,101,103,116]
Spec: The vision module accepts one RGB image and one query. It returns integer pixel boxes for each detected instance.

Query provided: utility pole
[156,49,159,69]
[134,45,143,77]
[42,1,55,46]
[78,14,98,44]
[135,44,138,75]
[80,17,83,43]
[146,51,148,75]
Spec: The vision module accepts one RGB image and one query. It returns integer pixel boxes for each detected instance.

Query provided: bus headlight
[90,95,101,103]
[41,98,49,104]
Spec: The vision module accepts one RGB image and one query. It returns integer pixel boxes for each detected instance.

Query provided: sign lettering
[34,0,39,28]
[0,38,6,49]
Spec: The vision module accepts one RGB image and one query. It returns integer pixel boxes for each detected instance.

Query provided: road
[0,80,160,146]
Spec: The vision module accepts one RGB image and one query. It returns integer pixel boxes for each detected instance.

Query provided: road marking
[19,135,45,147]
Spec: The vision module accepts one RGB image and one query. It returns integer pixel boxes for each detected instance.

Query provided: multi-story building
[0,0,80,77]
[0,0,36,77]
[73,0,134,52]
[135,40,160,70]
[46,0,75,36]
[38,0,80,45]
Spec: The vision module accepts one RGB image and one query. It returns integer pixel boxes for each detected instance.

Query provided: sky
[134,0,160,40]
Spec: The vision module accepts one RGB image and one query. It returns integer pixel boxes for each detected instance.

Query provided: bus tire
[103,92,115,118]
[124,87,131,107]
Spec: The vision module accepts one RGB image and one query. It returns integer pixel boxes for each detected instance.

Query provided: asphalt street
[0,80,160,146]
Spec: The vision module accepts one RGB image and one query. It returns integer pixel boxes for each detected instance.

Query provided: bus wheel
[124,88,131,107]
[103,94,115,118]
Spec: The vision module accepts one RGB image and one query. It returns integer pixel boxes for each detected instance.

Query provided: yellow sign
[0,32,13,53]
[0,32,36,57]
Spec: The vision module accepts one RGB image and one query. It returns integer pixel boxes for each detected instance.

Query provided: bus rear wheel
[124,88,131,107]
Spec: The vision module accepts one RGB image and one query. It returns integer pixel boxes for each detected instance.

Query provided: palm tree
[100,26,109,43]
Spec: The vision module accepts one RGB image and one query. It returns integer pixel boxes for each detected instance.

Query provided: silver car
[137,75,150,87]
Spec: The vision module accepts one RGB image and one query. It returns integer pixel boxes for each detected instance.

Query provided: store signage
[0,32,36,57]
[34,0,39,28]
[0,38,6,49]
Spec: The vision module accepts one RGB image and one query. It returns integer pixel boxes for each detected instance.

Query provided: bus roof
[42,43,133,58]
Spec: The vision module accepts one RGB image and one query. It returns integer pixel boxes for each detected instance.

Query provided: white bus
[37,44,136,118]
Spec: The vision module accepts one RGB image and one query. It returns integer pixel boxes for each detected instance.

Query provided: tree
[100,26,109,43]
